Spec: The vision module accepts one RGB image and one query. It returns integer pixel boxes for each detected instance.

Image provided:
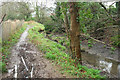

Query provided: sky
[35,0,116,8]
[0,0,117,8]
[0,0,117,18]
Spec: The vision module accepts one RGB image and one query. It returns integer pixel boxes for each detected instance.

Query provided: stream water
[82,51,120,78]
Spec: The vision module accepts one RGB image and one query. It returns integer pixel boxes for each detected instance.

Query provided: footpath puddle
[5,25,32,78]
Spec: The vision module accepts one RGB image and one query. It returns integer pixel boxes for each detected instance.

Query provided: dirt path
[2,25,68,79]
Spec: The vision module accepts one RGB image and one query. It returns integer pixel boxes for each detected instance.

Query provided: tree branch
[0,14,6,24]
[109,2,116,8]
[99,2,116,22]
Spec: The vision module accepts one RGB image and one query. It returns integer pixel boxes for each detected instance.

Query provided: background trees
[1,2,33,21]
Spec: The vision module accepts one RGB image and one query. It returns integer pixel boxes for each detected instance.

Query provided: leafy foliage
[0,62,7,72]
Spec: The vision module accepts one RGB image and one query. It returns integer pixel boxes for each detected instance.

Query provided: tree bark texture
[69,2,82,65]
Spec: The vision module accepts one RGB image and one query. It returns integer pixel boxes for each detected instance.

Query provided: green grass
[0,62,6,72]
[1,23,28,73]
[28,22,105,79]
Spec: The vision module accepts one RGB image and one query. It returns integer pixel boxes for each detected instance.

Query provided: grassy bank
[28,22,105,79]
[0,23,29,73]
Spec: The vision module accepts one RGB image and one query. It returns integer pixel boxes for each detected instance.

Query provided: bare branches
[99,2,116,22]
[109,2,116,8]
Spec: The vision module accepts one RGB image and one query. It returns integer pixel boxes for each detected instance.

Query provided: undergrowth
[28,22,105,79]
[1,23,28,73]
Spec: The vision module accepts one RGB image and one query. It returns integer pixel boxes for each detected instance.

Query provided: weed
[46,52,56,60]
[88,39,93,48]
[111,47,116,51]
[104,45,106,48]
[88,44,93,48]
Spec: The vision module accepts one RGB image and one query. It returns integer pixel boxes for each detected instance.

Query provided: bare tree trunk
[69,2,82,65]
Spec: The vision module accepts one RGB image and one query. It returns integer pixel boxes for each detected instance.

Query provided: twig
[109,2,116,8]
[21,56,29,71]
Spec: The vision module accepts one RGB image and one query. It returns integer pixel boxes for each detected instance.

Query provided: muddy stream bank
[46,33,120,78]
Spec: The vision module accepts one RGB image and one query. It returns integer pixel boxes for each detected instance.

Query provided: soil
[1,25,70,79]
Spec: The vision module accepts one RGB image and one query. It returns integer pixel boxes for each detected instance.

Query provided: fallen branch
[96,25,119,31]
[80,34,112,47]
[21,56,29,71]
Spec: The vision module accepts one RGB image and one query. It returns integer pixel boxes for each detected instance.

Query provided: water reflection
[81,51,120,77]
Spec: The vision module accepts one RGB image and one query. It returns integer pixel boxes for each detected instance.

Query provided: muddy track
[2,25,67,79]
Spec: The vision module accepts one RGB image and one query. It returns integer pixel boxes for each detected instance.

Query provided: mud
[2,25,68,79]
